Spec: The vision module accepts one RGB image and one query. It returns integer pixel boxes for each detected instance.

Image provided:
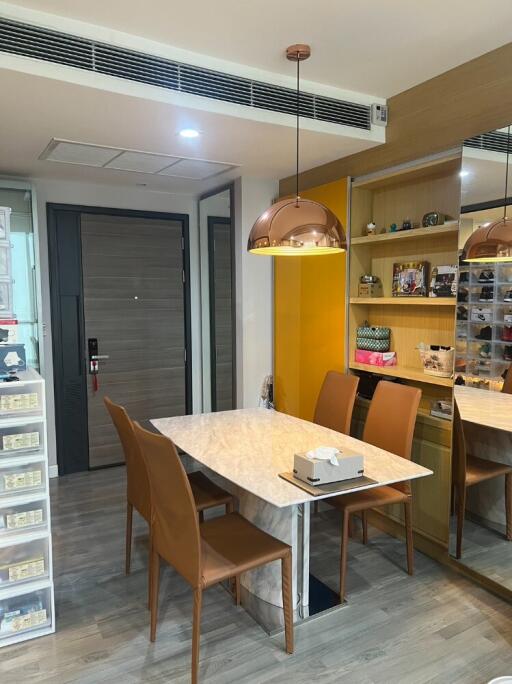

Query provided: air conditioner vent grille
[0,16,372,130]
[465,131,512,155]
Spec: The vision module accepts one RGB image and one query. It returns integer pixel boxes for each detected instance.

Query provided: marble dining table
[152,407,432,632]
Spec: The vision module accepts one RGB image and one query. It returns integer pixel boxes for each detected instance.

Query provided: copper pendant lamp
[247,45,346,256]
[463,125,512,263]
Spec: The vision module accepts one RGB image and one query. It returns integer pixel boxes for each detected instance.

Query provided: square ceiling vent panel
[159,158,235,180]
[41,140,119,167]
[104,151,180,173]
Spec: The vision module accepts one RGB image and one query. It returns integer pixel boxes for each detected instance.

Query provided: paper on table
[305,446,340,466]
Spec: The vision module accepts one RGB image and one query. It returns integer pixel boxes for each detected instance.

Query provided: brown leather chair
[314,371,359,434]
[452,400,512,559]
[104,397,235,576]
[502,365,512,394]
[327,380,421,601]
[313,371,359,514]
[133,422,293,684]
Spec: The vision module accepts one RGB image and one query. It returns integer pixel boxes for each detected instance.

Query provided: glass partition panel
[450,128,512,594]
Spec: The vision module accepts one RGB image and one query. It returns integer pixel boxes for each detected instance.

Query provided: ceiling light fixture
[247,44,346,256]
[463,125,512,262]
[179,128,200,139]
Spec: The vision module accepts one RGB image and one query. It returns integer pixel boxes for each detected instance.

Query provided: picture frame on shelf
[429,264,458,298]
[392,261,429,297]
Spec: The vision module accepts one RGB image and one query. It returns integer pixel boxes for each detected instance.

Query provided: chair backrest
[104,396,150,521]
[133,421,201,589]
[363,381,421,493]
[314,371,359,435]
[452,400,467,487]
[502,365,512,394]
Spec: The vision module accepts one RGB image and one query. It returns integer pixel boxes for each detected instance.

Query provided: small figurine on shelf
[401,218,413,231]
[366,221,377,236]
[390,223,397,232]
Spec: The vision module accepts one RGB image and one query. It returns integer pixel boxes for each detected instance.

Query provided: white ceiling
[4,0,512,98]
[0,67,378,194]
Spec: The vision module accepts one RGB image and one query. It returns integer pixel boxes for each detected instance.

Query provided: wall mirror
[199,185,236,412]
[451,127,512,594]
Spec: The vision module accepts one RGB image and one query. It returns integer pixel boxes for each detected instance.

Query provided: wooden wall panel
[280,42,512,194]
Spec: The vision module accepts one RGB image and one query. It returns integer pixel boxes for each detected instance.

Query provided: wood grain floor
[1,467,511,683]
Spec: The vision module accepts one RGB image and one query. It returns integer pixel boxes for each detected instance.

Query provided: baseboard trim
[48,465,59,479]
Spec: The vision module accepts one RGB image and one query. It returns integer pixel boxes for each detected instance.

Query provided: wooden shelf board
[349,361,454,388]
[350,297,456,307]
[351,222,458,245]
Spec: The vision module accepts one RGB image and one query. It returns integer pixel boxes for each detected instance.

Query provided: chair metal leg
[455,484,466,560]
[147,537,152,610]
[362,511,368,545]
[192,588,203,684]
[505,473,512,541]
[339,509,350,602]
[125,501,133,575]
[149,548,160,643]
[404,499,414,575]
[281,551,294,655]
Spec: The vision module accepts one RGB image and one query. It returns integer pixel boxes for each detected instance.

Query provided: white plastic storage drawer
[0,586,51,640]
[0,383,42,417]
[0,500,47,536]
[0,463,46,497]
[0,245,10,278]
[0,538,49,588]
[0,422,44,457]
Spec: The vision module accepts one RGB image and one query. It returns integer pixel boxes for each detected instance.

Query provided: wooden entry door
[80,213,188,468]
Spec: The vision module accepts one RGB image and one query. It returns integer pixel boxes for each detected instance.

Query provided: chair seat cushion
[200,513,290,587]
[188,470,233,511]
[327,485,409,513]
[466,455,512,486]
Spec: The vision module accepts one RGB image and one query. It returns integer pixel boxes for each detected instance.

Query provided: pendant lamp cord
[295,51,300,204]
[504,125,511,221]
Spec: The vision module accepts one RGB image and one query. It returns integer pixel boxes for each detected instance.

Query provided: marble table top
[152,408,432,508]
[455,386,512,433]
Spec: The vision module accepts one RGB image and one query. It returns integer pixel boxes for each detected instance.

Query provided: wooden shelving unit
[349,361,454,387]
[350,297,456,307]
[351,221,459,246]
[347,152,462,548]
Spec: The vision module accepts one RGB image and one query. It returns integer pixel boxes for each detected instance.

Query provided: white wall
[234,177,277,408]
[33,178,199,472]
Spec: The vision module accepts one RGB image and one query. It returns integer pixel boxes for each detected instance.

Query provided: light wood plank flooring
[1,467,511,683]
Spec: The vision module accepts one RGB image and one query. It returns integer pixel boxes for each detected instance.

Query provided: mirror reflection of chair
[452,400,512,559]
[327,381,421,601]
[104,397,235,580]
[502,364,512,394]
[133,422,294,684]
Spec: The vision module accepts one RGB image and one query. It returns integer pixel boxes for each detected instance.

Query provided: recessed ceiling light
[459,170,470,178]
[179,128,200,139]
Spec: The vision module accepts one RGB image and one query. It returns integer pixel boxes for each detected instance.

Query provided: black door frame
[47,203,192,474]
[200,183,237,410]
[207,216,234,411]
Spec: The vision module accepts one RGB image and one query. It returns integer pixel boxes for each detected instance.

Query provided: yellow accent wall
[274,178,348,420]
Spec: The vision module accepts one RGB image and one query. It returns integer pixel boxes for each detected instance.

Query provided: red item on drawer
[355,349,397,366]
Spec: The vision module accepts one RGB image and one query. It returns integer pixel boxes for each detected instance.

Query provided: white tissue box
[293,450,364,486]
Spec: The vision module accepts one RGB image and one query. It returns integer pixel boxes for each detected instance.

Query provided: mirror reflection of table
[454,386,512,433]
[453,386,512,592]
[152,408,432,632]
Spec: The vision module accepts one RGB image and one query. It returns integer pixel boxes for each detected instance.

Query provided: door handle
[91,355,110,360]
